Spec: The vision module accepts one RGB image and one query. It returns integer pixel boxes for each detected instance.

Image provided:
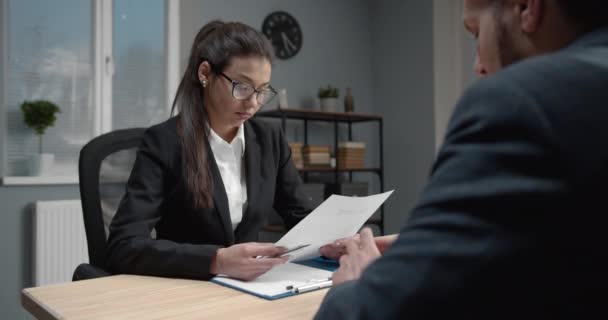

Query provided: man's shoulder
[490,43,607,100]
[459,44,607,119]
[447,43,608,155]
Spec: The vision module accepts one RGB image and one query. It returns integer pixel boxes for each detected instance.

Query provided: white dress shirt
[208,124,248,231]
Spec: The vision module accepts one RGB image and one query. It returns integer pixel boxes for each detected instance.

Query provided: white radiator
[33,200,89,286]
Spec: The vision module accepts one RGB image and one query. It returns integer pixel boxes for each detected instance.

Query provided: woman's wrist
[210,247,224,275]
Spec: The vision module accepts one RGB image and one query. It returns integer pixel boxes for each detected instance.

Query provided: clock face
[262,11,303,60]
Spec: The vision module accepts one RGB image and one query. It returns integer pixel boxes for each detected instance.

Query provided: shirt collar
[207,123,246,156]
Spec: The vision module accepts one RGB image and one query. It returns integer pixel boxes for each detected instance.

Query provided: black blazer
[315,28,608,319]
[106,116,313,280]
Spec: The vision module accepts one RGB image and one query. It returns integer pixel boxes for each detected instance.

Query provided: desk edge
[22,288,62,320]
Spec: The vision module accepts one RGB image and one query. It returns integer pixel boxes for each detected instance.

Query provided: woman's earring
[201,79,207,87]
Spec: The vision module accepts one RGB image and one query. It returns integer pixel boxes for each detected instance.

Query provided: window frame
[1,0,7,182]
[1,0,180,185]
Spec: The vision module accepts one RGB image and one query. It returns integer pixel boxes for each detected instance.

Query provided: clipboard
[211,257,338,300]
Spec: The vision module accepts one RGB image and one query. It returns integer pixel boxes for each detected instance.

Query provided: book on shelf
[305,155,331,161]
[338,154,365,159]
[303,145,331,153]
[338,141,366,149]
[338,148,365,153]
[337,154,365,158]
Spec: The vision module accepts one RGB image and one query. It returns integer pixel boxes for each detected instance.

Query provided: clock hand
[281,32,297,53]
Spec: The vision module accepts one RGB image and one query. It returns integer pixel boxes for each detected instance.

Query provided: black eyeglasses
[219,72,277,105]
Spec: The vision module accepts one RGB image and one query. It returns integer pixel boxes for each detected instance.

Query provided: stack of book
[303,145,332,168]
[288,142,304,169]
[337,142,365,169]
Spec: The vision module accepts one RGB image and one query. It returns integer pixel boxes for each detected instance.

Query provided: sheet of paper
[276,190,394,261]
[212,262,332,298]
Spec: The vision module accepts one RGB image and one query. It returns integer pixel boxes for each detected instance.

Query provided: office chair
[72,128,146,281]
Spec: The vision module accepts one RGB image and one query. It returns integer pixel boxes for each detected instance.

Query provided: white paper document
[276,190,394,261]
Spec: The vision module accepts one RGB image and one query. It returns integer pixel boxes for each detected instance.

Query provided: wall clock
[262,11,303,60]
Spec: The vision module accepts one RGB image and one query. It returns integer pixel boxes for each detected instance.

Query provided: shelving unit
[257,108,385,234]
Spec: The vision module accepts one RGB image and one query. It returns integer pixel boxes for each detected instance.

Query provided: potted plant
[318,85,340,112]
[21,100,60,176]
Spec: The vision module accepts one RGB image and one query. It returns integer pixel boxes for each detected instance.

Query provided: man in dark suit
[315,0,608,318]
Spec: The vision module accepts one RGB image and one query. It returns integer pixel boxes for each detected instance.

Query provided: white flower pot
[320,98,338,112]
[29,153,55,176]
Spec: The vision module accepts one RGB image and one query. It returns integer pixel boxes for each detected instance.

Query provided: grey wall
[180,0,375,114]
[0,185,80,319]
[1,0,5,177]
[371,0,436,233]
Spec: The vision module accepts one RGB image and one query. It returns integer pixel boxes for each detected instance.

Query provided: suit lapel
[235,122,262,240]
[206,143,235,245]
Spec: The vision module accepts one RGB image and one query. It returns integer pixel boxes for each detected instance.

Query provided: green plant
[21,100,60,154]
[318,85,339,99]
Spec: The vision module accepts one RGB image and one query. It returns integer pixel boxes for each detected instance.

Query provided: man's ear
[517,0,543,33]
[198,61,212,82]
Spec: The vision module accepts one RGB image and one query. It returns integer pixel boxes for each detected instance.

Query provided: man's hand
[332,228,381,285]
[210,243,288,281]
[319,233,398,260]
[373,234,398,253]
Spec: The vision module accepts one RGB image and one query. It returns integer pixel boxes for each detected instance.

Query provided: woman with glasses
[106,20,313,281]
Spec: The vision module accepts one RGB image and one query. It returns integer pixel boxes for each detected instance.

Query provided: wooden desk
[22,275,328,319]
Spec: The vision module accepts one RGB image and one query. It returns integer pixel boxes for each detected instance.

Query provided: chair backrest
[79,128,146,269]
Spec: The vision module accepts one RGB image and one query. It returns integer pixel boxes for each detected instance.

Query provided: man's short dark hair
[491,1,608,31]
[554,0,608,31]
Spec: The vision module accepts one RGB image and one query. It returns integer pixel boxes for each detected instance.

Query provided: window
[5,0,95,177]
[1,0,179,183]
[112,0,168,130]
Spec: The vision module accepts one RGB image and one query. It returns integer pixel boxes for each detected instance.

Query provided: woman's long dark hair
[171,21,274,209]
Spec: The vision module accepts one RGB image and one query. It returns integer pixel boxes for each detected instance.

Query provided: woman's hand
[210,243,289,281]
[319,233,398,260]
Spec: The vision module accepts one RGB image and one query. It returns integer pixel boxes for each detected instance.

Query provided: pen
[285,277,328,290]
[290,278,333,293]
